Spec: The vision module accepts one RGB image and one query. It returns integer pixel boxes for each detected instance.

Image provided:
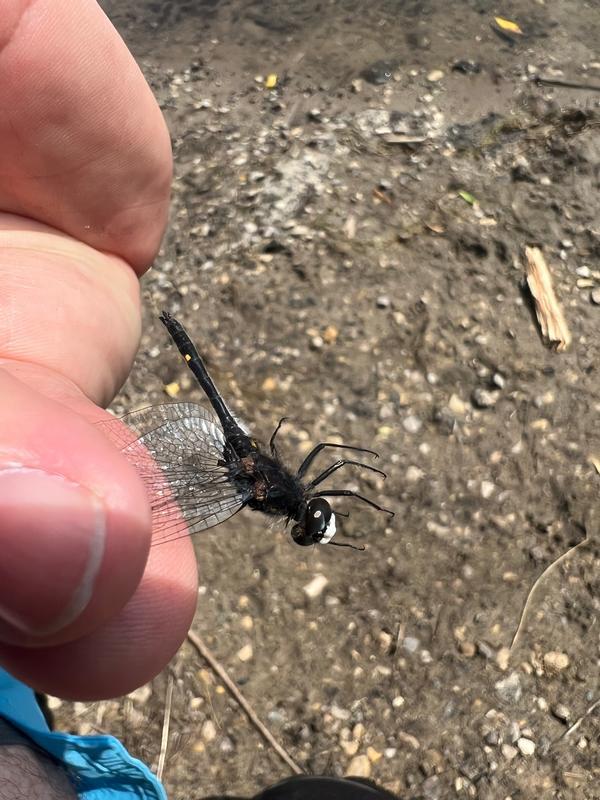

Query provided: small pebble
[459,641,476,657]
[240,615,254,631]
[403,415,422,434]
[201,720,217,742]
[507,721,521,743]
[367,746,382,763]
[405,465,424,482]
[323,325,338,344]
[501,744,518,761]
[392,695,405,709]
[481,480,495,499]
[472,388,497,409]
[341,740,359,756]
[376,295,391,309]
[452,59,481,74]
[345,754,371,778]
[484,730,500,746]
[496,647,511,671]
[128,685,152,705]
[448,394,467,415]
[398,731,421,750]
[552,704,571,723]
[303,574,328,599]
[495,672,522,704]
[164,381,180,398]
[403,636,420,653]
[352,722,365,739]
[517,737,536,756]
[427,69,444,82]
[476,640,495,660]
[543,651,570,674]
[332,705,351,721]
[591,288,600,305]
[237,643,253,662]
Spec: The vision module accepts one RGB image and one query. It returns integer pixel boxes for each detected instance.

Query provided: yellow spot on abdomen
[185,354,192,362]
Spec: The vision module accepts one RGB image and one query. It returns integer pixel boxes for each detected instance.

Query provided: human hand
[0,0,198,699]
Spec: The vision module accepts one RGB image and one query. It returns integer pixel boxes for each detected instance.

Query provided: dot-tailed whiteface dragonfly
[102,313,394,549]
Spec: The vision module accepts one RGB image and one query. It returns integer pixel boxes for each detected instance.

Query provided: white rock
[403,415,422,434]
[427,69,444,82]
[517,737,536,756]
[345,754,371,777]
[303,574,328,599]
[406,465,424,482]
[201,720,217,742]
[237,643,253,662]
[481,480,495,499]
[501,744,518,761]
[543,651,569,673]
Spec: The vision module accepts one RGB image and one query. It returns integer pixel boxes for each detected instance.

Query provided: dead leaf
[164,381,180,398]
[494,16,523,35]
[458,190,477,205]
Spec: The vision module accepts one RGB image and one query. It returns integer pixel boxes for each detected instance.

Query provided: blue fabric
[0,668,167,799]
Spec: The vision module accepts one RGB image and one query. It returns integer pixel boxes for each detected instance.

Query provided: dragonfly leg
[297,442,379,479]
[305,459,387,491]
[269,417,289,457]
[313,489,394,516]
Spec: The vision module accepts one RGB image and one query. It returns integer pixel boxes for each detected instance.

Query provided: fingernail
[0,467,106,636]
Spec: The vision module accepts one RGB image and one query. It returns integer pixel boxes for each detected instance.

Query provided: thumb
[0,368,151,646]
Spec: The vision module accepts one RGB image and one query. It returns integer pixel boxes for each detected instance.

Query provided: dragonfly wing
[98,403,250,544]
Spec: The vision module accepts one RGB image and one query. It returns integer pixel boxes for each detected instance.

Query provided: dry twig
[559,697,600,741]
[156,673,174,782]
[524,246,572,352]
[534,75,600,92]
[187,630,304,775]
[510,536,589,652]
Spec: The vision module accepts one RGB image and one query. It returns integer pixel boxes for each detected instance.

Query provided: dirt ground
[53,1,600,798]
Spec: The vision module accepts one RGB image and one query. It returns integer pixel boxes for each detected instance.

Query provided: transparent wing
[98,403,249,544]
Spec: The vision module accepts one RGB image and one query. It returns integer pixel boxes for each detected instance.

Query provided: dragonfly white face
[316,508,336,544]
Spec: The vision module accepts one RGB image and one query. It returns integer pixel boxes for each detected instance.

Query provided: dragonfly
[101,312,394,549]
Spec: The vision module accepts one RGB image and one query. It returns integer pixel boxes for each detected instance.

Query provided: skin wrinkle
[0,1,32,58]
[0,230,141,405]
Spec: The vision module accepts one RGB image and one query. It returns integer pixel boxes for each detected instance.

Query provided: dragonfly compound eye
[298,498,336,545]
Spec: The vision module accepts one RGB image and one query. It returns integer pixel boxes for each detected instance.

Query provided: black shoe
[252,775,399,800]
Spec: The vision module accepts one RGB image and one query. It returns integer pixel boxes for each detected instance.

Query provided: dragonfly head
[291,497,336,546]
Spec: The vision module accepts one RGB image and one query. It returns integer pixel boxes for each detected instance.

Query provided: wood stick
[156,673,174,782]
[187,631,304,775]
[510,536,589,652]
[525,246,572,352]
